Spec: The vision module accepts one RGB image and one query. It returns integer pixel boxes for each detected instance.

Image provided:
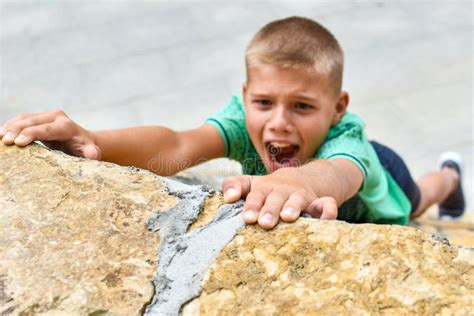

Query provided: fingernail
[15,134,27,143]
[243,210,256,221]
[0,127,4,135]
[282,207,295,218]
[225,188,237,197]
[261,213,273,225]
[3,131,13,141]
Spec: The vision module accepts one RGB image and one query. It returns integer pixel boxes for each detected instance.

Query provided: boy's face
[243,64,348,172]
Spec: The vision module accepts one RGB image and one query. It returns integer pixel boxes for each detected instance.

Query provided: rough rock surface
[1,143,473,315]
[412,210,474,248]
[0,143,176,315]
[184,220,474,315]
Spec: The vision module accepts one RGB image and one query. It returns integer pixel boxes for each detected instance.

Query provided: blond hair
[245,16,344,94]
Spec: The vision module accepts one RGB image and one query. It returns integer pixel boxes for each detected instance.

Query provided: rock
[1,143,473,315]
[0,143,176,315]
[0,143,239,316]
[184,221,474,315]
[411,206,474,248]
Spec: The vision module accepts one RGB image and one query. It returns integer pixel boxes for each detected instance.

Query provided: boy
[0,17,465,229]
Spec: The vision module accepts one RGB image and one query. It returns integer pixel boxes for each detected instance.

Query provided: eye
[295,102,313,110]
[253,99,272,107]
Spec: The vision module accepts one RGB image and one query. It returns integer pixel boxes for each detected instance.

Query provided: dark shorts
[370,141,421,213]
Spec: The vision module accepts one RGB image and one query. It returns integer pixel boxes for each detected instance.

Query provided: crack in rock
[145,178,245,315]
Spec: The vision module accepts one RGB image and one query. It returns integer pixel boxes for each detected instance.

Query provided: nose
[268,106,293,133]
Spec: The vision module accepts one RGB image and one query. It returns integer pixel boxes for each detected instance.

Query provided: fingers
[305,197,338,220]
[1,110,70,146]
[0,112,34,137]
[82,144,101,160]
[18,119,74,143]
[222,175,253,203]
[257,191,311,228]
[242,190,266,224]
[258,191,287,229]
[1,112,51,142]
[0,113,36,144]
[0,110,99,160]
[10,122,62,146]
[222,173,339,229]
[222,175,322,229]
[280,192,306,222]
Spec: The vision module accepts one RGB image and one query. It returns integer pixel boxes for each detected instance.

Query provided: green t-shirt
[206,95,411,225]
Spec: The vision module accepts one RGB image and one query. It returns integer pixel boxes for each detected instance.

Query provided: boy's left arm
[223,158,364,229]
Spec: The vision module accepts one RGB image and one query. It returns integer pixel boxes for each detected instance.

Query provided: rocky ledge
[0,143,473,315]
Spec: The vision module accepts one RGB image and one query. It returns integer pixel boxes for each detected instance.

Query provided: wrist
[85,129,103,161]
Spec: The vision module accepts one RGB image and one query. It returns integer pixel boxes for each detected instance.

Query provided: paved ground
[1,1,472,216]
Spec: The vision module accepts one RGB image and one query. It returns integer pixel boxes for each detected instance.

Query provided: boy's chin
[265,157,301,172]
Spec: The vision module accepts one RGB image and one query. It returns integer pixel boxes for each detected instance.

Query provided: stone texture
[0,143,176,315]
[405,203,474,248]
[188,192,225,232]
[185,220,474,315]
[412,216,474,248]
[1,143,473,315]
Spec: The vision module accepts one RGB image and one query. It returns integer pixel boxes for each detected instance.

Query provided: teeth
[269,142,291,148]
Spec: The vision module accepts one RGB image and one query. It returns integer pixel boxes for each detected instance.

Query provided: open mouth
[265,141,300,170]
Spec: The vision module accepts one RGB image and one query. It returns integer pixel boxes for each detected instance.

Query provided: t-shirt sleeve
[316,114,370,179]
[317,113,411,225]
[205,95,250,162]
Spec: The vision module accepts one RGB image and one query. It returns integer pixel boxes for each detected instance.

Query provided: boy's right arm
[0,110,225,176]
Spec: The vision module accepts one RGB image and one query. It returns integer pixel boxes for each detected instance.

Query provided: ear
[331,91,349,125]
[242,82,249,107]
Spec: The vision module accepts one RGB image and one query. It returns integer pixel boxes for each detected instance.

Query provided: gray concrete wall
[1,0,472,209]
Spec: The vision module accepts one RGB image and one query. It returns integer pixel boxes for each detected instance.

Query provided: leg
[370,141,422,217]
[410,167,459,218]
